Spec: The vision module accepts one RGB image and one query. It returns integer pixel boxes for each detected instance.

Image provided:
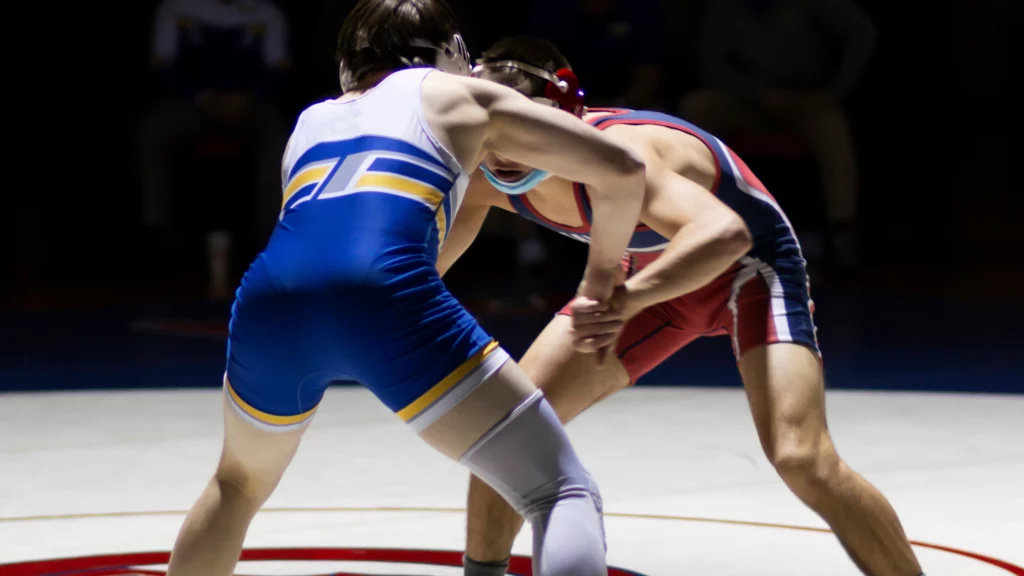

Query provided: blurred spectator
[525,0,665,109]
[137,0,290,295]
[681,0,875,270]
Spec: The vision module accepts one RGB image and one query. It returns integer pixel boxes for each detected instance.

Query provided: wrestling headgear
[471,60,585,195]
[471,60,585,117]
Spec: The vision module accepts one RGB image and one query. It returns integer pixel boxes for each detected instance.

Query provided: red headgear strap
[472,60,586,117]
[546,68,584,117]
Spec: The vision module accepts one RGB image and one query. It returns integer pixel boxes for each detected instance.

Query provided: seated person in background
[138,0,291,253]
[681,0,875,271]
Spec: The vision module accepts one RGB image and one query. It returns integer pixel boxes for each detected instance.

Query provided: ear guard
[412,34,470,76]
[546,68,584,117]
[472,60,585,117]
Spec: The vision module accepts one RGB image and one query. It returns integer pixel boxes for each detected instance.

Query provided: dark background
[8,0,1022,393]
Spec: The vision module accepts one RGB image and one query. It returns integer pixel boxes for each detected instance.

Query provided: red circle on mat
[0,547,646,576]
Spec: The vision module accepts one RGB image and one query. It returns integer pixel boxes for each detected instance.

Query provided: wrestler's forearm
[625,218,751,310]
[586,179,647,274]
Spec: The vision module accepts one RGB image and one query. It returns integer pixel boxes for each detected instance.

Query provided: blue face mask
[481,165,551,195]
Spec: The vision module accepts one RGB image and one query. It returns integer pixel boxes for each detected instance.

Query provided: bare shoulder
[417,72,497,171]
[603,123,717,187]
[419,72,486,120]
[420,72,522,116]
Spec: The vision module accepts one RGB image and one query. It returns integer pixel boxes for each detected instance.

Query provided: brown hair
[336,0,461,87]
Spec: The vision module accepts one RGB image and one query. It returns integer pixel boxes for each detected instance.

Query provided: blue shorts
[224,192,508,432]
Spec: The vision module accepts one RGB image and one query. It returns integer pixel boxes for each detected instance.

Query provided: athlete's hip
[225,239,488,414]
[628,249,809,334]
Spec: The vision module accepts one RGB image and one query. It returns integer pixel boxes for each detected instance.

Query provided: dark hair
[336,0,460,85]
[477,36,572,98]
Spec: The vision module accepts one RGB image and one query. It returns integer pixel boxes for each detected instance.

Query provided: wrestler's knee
[209,453,273,511]
[768,428,843,504]
[463,393,603,517]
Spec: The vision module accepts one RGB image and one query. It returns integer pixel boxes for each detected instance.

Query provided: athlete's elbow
[611,146,646,181]
[715,213,753,259]
[594,146,646,196]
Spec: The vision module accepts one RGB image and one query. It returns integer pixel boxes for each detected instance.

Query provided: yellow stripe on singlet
[226,379,317,426]
[435,204,448,249]
[396,341,500,422]
[282,164,332,207]
[354,173,444,208]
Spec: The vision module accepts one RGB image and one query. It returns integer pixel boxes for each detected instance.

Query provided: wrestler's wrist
[579,263,627,300]
[621,276,659,314]
[582,262,623,284]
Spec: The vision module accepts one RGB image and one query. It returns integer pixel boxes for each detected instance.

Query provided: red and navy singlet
[511,108,819,379]
[506,108,805,271]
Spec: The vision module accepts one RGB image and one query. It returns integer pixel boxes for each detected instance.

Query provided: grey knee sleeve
[461,391,606,576]
[460,391,602,518]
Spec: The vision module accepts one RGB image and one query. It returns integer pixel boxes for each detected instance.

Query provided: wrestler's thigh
[519,315,631,424]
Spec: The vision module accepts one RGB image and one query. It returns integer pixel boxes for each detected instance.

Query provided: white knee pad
[460,390,604,523]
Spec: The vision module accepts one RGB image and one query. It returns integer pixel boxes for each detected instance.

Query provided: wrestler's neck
[335,70,393,103]
[532,108,624,193]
